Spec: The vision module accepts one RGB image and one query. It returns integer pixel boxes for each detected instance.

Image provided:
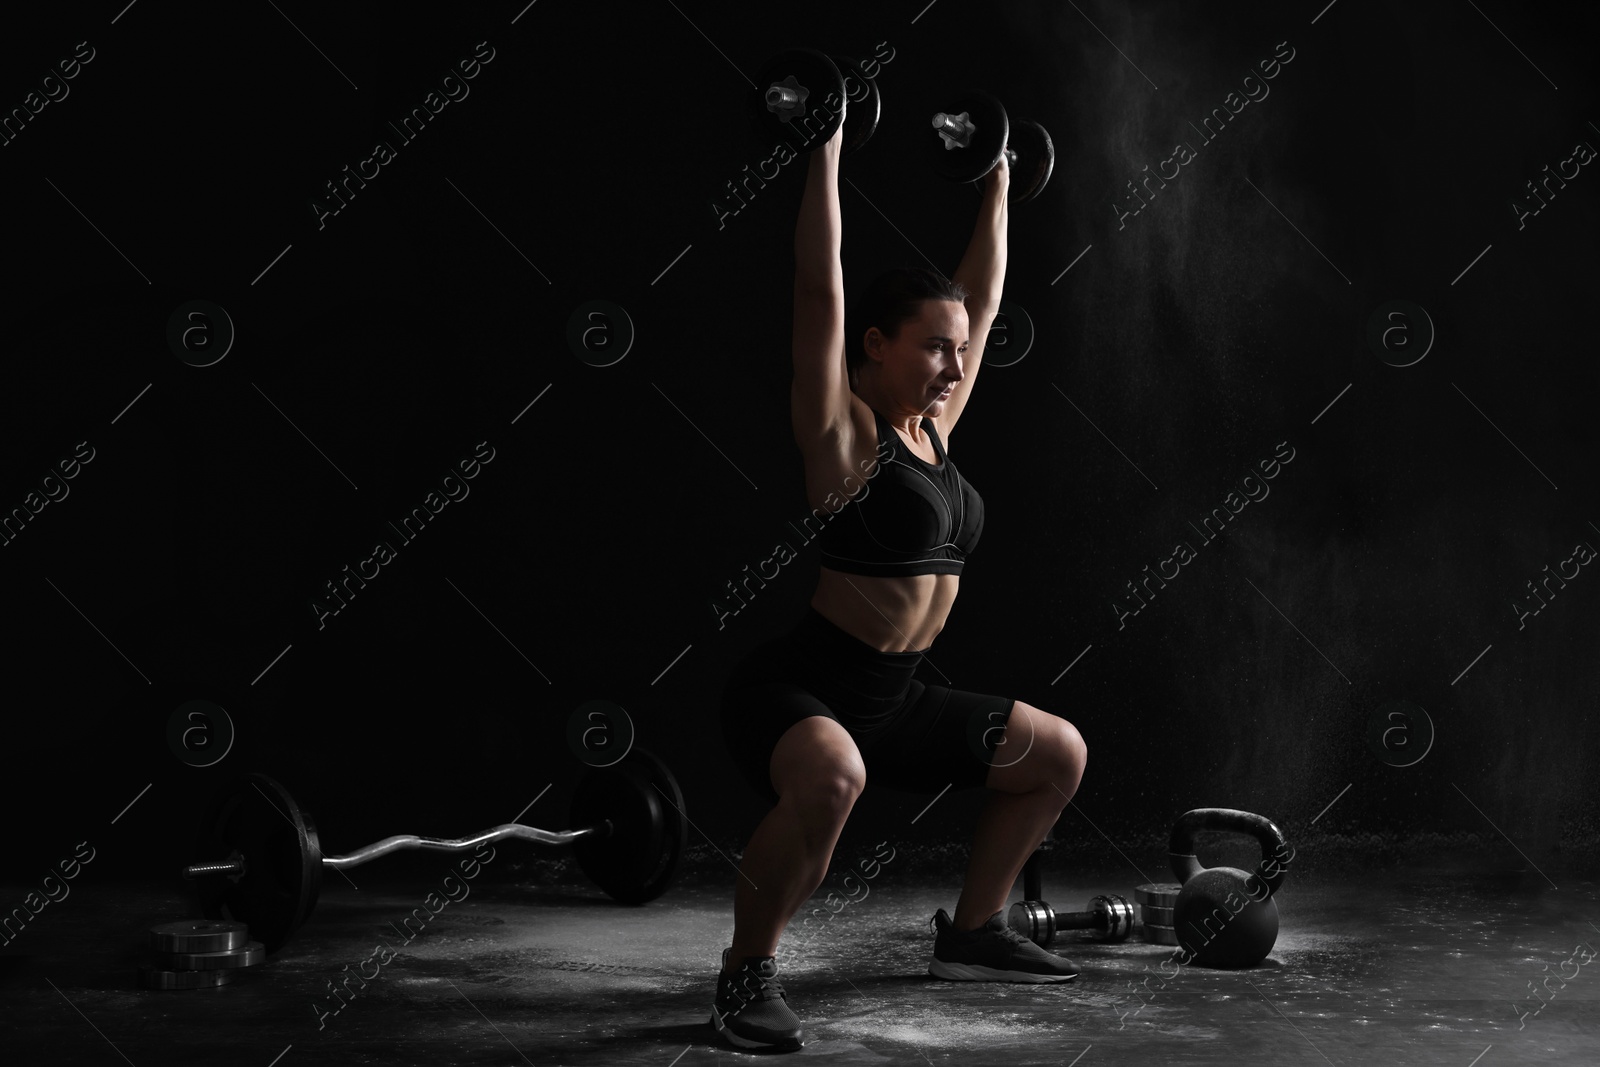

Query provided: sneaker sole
[927,960,1078,983]
[710,1008,804,1051]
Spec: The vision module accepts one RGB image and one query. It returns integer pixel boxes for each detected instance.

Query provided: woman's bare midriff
[811,567,959,653]
[804,393,960,654]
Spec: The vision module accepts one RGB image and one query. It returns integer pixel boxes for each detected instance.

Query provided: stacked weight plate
[138,920,265,989]
[1135,883,1181,945]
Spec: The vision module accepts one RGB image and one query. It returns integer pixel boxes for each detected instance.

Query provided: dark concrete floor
[3,851,1597,1066]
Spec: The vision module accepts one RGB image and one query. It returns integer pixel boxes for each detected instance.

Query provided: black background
[1,0,1596,886]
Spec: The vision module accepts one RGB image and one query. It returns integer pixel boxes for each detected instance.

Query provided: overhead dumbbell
[925,90,1055,203]
[181,748,688,955]
[1006,848,1133,946]
[752,48,882,154]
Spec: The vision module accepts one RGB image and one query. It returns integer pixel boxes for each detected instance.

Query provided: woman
[714,106,1089,1053]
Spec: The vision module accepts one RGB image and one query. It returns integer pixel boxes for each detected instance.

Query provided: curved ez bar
[184,820,610,878]
[321,821,609,870]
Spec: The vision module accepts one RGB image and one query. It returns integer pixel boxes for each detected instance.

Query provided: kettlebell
[1169,808,1292,968]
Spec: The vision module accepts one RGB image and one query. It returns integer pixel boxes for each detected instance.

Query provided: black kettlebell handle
[1168,808,1291,899]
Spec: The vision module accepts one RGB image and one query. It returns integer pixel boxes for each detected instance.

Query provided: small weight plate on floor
[154,941,266,970]
[1142,922,1179,946]
[137,965,238,990]
[1134,882,1181,906]
[1141,904,1175,924]
[149,919,248,954]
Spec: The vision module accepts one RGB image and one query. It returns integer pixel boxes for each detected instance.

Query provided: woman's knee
[770,716,866,816]
[1058,717,1088,779]
[990,702,1086,793]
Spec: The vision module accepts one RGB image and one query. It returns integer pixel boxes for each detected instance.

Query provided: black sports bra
[815,407,984,577]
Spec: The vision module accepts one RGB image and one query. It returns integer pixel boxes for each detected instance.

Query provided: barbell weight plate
[1134,882,1182,906]
[137,964,238,990]
[154,940,267,971]
[296,809,324,939]
[926,90,1007,184]
[1007,118,1055,204]
[569,748,687,905]
[193,772,323,956]
[634,749,688,903]
[834,57,881,155]
[1141,922,1179,946]
[1141,904,1175,924]
[148,919,248,955]
[752,48,847,153]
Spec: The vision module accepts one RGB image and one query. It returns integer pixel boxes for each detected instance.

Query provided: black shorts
[719,606,1016,806]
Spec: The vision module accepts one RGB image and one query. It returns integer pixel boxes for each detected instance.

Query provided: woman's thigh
[721,678,841,806]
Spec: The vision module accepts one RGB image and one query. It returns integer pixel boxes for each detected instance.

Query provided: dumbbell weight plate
[1094,894,1136,939]
[137,964,238,990]
[835,57,881,155]
[1142,922,1179,946]
[753,49,848,152]
[926,90,1007,184]
[1007,899,1056,946]
[1007,118,1055,204]
[148,919,248,955]
[569,748,687,905]
[1134,882,1181,907]
[193,773,323,956]
[155,941,267,970]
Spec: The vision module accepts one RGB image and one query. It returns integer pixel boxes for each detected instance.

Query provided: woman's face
[865,299,969,415]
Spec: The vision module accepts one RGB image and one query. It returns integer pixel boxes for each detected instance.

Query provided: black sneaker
[710,948,804,1051]
[927,908,1079,982]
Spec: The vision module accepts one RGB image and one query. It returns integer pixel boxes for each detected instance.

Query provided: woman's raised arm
[790,121,852,452]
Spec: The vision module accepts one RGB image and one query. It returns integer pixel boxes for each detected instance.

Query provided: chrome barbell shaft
[321,821,609,870]
[184,819,611,877]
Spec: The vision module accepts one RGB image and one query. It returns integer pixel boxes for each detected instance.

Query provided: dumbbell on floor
[181,748,688,955]
[1007,848,1133,946]
[925,90,1055,203]
[1008,894,1135,946]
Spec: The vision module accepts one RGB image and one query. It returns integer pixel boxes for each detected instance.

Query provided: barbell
[182,748,687,954]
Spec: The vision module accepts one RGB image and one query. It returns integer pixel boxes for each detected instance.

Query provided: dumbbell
[1007,848,1132,946]
[925,90,1055,203]
[181,748,688,955]
[752,48,882,154]
[1008,894,1135,946]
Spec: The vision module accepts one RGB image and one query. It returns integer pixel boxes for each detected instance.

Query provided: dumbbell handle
[1055,907,1113,930]
[184,819,611,877]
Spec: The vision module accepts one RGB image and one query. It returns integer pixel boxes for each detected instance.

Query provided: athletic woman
[714,104,1089,1053]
